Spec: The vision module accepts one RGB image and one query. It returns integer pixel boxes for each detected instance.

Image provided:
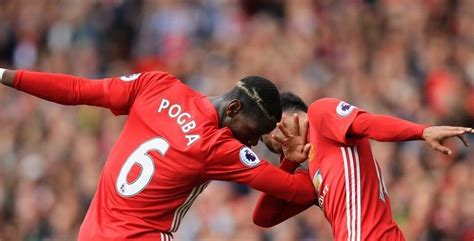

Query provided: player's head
[221,76,282,146]
[261,92,308,154]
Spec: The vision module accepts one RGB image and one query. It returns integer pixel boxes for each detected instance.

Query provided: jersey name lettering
[158,98,200,146]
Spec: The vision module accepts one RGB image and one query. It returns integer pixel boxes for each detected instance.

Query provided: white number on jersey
[116,138,170,197]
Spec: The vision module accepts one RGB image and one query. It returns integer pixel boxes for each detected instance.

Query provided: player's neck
[209,96,227,128]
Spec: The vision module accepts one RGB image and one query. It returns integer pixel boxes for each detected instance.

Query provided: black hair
[280,92,308,113]
[224,76,282,123]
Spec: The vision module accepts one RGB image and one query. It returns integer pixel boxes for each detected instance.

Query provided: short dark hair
[280,92,308,113]
[224,76,282,123]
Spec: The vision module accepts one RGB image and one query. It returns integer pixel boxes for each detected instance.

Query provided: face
[261,111,308,154]
[223,100,276,146]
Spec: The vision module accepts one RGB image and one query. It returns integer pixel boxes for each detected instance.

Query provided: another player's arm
[311,98,473,155]
[253,114,315,227]
[348,111,473,155]
[252,159,314,227]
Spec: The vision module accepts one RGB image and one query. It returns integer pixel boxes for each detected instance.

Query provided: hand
[422,126,473,155]
[272,113,311,163]
[0,69,15,87]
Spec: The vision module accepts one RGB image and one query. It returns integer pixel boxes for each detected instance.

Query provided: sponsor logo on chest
[158,98,200,147]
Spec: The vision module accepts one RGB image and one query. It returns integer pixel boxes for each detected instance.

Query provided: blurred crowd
[0,0,473,240]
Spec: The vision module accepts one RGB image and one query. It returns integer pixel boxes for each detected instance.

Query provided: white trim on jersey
[347,147,356,241]
[341,146,362,241]
[160,232,172,241]
[341,147,352,241]
[354,146,362,241]
[169,181,210,232]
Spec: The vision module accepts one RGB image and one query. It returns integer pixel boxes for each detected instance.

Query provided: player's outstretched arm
[1,68,115,108]
[348,112,473,154]
[348,112,428,142]
[422,126,473,155]
[0,68,162,115]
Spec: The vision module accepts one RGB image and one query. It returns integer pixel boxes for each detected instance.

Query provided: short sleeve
[203,128,269,183]
[308,98,365,144]
[103,71,177,115]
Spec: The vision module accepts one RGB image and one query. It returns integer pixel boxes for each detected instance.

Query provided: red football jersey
[12,70,317,241]
[307,98,405,241]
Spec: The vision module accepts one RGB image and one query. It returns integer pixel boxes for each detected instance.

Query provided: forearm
[248,163,316,205]
[349,112,427,142]
[280,158,300,173]
[3,70,110,107]
[253,159,313,227]
[253,191,313,227]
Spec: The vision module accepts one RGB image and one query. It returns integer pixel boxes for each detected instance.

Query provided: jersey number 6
[115,138,170,197]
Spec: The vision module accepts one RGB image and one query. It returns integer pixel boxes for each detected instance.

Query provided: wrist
[420,125,431,140]
[280,158,299,173]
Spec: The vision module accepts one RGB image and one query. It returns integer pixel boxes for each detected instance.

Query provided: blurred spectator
[0,0,473,240]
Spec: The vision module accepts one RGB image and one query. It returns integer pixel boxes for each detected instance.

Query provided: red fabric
[203,128,316,205]
[13,70,175,115]
[253,98,409,241]
[13,70,318,240]
[279,158,300,172]
[348,112,427,141]
[253,159,315,228]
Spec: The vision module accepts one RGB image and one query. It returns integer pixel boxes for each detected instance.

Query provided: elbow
[290,173,318,205]
[252,215,275,228]
[252,210,276,228]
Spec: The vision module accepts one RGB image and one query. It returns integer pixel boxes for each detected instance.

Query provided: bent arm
[247,160,317,205]
[349,112,427,142]
[253,159,314,227]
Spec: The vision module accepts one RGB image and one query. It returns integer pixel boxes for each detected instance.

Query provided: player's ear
[226,99,242,117]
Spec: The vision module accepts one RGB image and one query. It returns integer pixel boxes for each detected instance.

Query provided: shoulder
[202,127,242,155]
[202,128,264,169]
[309,98,356,117]
[142,71,181,84]
[308,98,339,117]
[309,98,342,109]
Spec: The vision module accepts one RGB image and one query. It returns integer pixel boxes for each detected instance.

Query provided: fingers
[292,114,300,136]
[272,133,287,144]
[456,134,469,147]
[302,143,311,157]
[438,129,469,139]
[300,118,309,137]
[455,127,473,133]
[431,142,452,155]
[445,126,473,134]
[277,122,292,138]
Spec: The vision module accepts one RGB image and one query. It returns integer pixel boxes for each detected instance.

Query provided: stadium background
[0,0,473,240]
